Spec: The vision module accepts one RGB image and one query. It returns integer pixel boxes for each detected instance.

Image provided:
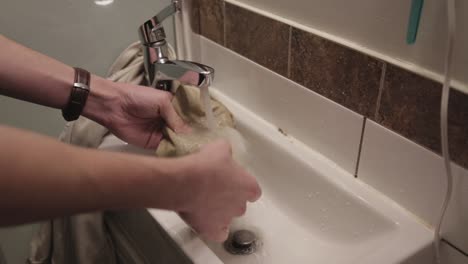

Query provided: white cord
[434,0,456,262]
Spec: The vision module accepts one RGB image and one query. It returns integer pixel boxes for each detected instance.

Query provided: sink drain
[224,229,258,255]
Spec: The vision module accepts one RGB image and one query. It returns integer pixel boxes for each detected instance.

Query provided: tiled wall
[193,0,468,171]
[192,0,468,259]
[227,0,468,92]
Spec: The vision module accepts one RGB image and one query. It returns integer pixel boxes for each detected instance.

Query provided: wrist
[82,75,122,127]
[76,149,186,211]
[164,155,204,212]
[136,155,196,211]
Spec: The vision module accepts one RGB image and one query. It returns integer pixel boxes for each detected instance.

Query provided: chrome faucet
[138,0,214,92]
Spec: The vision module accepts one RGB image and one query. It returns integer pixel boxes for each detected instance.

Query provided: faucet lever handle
[138,0,181,45]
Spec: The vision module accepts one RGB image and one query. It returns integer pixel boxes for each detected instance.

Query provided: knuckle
[158,92,173,107]
[247,180,261,202]
[237,204,247,216]
[160,91,172,101]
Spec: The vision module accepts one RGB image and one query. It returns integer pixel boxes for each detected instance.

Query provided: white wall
[228,0,468,93]
[0,0,174,263]
[0,0,175,137]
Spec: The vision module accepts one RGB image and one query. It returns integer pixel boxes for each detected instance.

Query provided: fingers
[236,203,247,217]
[180,212,232,242]
[159,93,191,134]
[247,178,262,203]
[203,139,262,203]
[210,225,230,242]
[144,129,164,149]
[209,216,232,242]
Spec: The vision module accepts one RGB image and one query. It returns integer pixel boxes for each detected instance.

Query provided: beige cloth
[28,40,237,264]
[156,85,234,157]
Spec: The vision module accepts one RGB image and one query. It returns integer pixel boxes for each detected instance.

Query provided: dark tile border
[290,27,382,117]
[375,64,443,154]
[198,0,224,45]
[224,3,290,77]
[448,89,468,168]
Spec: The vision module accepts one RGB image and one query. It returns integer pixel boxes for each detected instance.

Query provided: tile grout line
[374,61,387,121]
[287,26,292,78]
[222,0,227,47]
[354,117,367,178]
[442,239,468,257]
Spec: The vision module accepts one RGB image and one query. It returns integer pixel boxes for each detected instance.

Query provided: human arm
[0,34,188,148]
[0,35,262,241]
[0,125,185,225]
[0,125,261,241]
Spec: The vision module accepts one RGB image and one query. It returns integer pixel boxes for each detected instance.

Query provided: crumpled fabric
[156,85,235,157]
[28,39,237,264]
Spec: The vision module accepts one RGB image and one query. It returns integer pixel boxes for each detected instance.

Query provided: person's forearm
[0,125,187,226]
[0,35,119,126]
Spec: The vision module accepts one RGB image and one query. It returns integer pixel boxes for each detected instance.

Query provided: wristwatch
[62,67,90,121]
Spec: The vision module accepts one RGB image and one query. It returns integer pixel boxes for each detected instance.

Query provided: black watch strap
[62,67,91,121]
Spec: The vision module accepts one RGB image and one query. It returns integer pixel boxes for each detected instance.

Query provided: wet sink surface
[99,89,432,264]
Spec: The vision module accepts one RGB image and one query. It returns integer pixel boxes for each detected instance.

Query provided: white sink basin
[99,89,433,264]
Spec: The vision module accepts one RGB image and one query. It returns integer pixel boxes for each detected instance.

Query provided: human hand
[95,80,190,148]
[176,140,262,242]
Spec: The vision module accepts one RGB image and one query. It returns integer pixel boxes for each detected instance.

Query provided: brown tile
[290,28,382,117]
[189,0,200,34]
[225,3,290,76]
[198,0,224,45]
[448,89,468,168]
[377,65,468,168]
[376,64,442,153]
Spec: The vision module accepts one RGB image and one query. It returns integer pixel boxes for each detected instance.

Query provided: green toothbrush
[407,0,424,44]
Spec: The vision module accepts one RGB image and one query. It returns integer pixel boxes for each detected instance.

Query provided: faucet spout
[153,60,215,92]
[138,0,216,92]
